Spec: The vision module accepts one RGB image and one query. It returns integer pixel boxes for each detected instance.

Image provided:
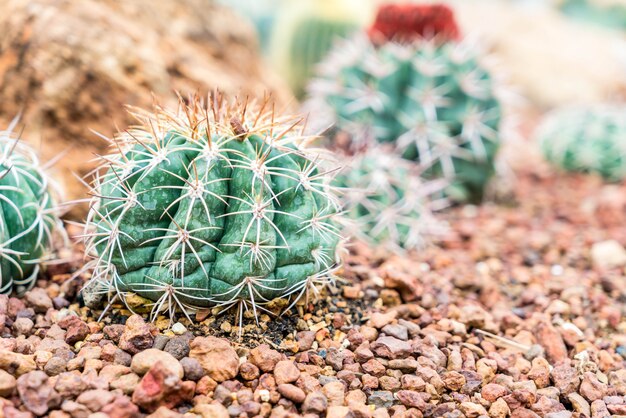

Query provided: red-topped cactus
[367,3,460,44]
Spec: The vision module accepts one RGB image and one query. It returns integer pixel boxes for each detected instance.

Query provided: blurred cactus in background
[81,94,344,321]
[306,3,504,203]
[536,105,626,180]
[0,118,65,295]
[335,148,448,252]
[560,0,626,30]
[270,0,371,97]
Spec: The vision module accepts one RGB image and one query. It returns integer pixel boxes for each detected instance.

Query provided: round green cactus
[536,105,626,181]
[307,34,503,202]
[335,148,448,251]
[0,118,65,295]
[82,95,344,320]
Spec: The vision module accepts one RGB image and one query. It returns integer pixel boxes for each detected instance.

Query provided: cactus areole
[0,120,64,295]
[84,95,343,315]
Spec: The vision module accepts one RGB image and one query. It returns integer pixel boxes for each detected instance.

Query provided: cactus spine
[81,94,344,321]
[0,118,65,295]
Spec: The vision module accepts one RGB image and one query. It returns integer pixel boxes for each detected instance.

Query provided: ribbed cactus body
[270,0,368,97]
[536,105,626,181]
[84,97,342,314]
[335,149,448,251]
[0,122,63,295]
[308,36,502,202]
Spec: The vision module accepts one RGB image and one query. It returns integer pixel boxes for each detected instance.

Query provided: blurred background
[1,0,626,206]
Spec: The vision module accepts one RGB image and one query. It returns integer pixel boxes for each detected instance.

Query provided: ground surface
[1,168,626,418]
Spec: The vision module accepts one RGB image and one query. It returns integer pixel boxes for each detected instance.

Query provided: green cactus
[0,118,65,295]
[82,95,344,321]
[270,0,369,97]
[217,0,281,54]
[307,35,503,202]
[335,148,448,251]
[536,105,626,181]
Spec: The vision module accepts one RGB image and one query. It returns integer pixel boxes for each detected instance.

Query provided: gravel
[1,171,625,417]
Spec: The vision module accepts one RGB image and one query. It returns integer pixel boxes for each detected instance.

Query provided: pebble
[0,368,17,397]
[249,344,283,372]
[119,315,156,354]
[164,336,190,359]
[179,357,205,381]
[189,336,239,382]
[131,348,183,378]
[274,360,300,385]
[591,240,626,269]
[369,391,395,409]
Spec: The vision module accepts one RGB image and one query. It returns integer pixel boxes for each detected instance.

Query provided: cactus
[269,0,369,97]
[336,148,448,251]
[536,105,626,181]
[0,118,65,295]
[81,94,344,321]
[306,3,503,202]
[560,0,626,30]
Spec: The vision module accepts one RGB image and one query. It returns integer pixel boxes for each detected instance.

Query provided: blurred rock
[0,0,291,208]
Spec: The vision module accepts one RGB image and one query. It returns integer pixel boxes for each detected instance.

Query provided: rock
[482,383,510,402]
[460,402,488,418]
[579,371,606,401]
[381,324,408,341]
[302,391,328,414]
[17,371,61,415]
[131,349,183,378]
[370,336,412,359]
[551,364,580,395]
[528,357,551,389]
[296,331,316,351]
[171,323,186,335]
[110,373,141,395]
[119,315,156,354]
[180,357,205,381]
[0,0,291,204]
[442,371,466,391]
[44,356,67,376]
[323,381,345,406]
[278,383,306,403]
[194,403,229,418]
[24,288,52,313]
[395,390,426,409]
[274,360,300,385]
[249,344,283,373]
[101,395,141,418]
[590,400,610,417]
[76,389,115,412]
[147,407,184,418]
[131,361,194,412]
[369,311,397,329]
[591,240,626,269]
[103,325,125,343]
[534,321,568,364]
[490,398,511,418]
[13,317,34,335]
[0,369,17,397]
[189,337,239,382]
[327,406,351,418]
[239,362,260,381]
[0,350,36,376]
[54,372,88,398]
[163,336,190,360]
[567,393,591,416]
[369,390,394,409]
[64,319,90,345]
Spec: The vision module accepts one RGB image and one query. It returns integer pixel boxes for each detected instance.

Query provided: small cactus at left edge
[81,94,344,321]
[306,3,503,202]
[270,0,369,97]
[0,119,65,295]
[335,148,448,251]
[536,105,626,181]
